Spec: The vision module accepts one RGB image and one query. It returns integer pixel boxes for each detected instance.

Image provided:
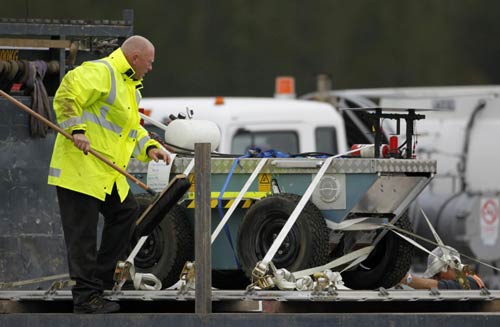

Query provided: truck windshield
[232,130,299,155]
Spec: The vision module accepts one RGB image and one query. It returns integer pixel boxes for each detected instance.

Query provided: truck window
[315,127,338,154]
[232,130,299,154]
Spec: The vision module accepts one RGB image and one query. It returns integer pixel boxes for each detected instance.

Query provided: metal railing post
[194,143,211,314]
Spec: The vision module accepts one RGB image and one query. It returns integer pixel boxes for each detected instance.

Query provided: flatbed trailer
[123,153,436,291]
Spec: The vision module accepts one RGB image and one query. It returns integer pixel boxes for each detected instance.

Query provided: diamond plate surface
[128,157,437,175]
[128,158,148,173]
[375,159,437,173]
[330,159,374,173]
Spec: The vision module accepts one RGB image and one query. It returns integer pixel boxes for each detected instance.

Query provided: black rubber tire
[236,193,330,279]
[341,212,414,290]
[133,193,194,289]
[212,270,250,290]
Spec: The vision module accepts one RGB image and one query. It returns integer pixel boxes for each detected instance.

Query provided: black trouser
[56,185,138,305]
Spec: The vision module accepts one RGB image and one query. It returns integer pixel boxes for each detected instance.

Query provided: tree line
[3,0,499,96]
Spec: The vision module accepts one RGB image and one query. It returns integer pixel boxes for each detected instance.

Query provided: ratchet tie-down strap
[258,215,500,291]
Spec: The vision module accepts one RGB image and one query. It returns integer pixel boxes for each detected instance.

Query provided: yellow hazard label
[187,198,255,209]
[185,191,268,208]
[258,173,271,192]
[186,191,267,200]
[189,174,195,192]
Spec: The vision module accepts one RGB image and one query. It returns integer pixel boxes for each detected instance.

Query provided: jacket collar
[107,48,143,88]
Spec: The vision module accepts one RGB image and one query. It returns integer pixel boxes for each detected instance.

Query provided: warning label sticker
[480,198,499,246]
[258,174,271,192]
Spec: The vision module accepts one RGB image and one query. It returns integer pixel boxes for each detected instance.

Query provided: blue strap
[217,152,251,268]
[248,147,290,158]
[257,149,290,158]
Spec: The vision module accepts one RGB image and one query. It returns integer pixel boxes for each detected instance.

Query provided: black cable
[459,99,486,191]
[289,151,336,157]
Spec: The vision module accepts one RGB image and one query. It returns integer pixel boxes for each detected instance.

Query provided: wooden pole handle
[0,89,154,194]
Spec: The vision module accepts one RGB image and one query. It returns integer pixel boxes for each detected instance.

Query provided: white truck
[138,97,348,156]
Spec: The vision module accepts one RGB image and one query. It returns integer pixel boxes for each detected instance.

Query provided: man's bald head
[121,35,155,80]
[121,35,154,55]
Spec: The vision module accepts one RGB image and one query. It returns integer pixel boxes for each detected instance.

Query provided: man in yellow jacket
[48,35,170,314]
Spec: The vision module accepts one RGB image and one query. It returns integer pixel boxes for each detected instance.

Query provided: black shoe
[73,294,120,314]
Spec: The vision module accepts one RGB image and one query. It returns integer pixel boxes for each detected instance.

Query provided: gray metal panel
[352,176,428,213]
[320,174,379,222]
[0,97,67,287]
[2,313,500,327]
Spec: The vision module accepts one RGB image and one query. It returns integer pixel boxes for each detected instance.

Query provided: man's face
[131,47,154,80]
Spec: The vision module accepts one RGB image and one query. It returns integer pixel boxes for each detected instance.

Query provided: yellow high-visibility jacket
[48,48,160,201]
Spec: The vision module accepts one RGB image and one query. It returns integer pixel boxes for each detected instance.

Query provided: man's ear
[132,53,139,64]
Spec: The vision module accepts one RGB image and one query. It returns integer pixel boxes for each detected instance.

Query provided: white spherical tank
[164,119,221,152]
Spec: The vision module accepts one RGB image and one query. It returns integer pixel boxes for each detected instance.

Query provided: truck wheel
[341,212,414,289]
[236,193,329,279]
[133,193,194,289]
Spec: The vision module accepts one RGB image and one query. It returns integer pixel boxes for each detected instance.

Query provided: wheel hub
[134,227,164,268]
[255,217,300,267]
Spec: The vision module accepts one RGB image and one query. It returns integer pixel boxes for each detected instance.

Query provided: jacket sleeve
[53,63,109,134]
[437,276,481,289]
[132,124,161,162]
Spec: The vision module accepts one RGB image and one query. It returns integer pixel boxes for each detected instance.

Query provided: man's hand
[148,147,171,165]
[73,133,91,155]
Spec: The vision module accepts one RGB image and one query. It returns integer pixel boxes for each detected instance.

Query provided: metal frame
[0,10,133,37]
[1,289,499,302]
[0,9,134,83]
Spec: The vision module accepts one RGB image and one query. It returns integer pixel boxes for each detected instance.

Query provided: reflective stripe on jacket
[48,48,159,201]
